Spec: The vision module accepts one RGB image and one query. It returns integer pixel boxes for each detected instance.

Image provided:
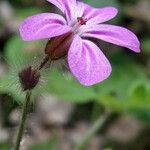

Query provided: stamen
[72,17,87,33]
[77,17,87,25]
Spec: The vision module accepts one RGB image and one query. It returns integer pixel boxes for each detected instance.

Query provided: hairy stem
[14,91,31,150]
[74,110,110,150]
[38,55,50,70]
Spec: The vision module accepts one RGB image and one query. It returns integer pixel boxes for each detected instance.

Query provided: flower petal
[81,24,140,52]
[19,13,71,41]
[47,0,76,23]
[78,2,118,25]
[68,35,112,86]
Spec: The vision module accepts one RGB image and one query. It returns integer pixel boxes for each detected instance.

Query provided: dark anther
[77,17,87,25]
[19,66,40,91]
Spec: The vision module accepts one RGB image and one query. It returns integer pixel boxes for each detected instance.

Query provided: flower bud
[18,66,40,91]
[45,32,74,60]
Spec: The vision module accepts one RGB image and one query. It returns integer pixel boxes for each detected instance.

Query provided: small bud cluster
[19,31,74,91]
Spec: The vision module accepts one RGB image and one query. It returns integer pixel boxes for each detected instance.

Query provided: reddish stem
[37,55,50,70]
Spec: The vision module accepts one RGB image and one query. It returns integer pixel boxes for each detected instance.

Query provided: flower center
[45,17,87,60]
[72,17,87,33]
[77,17,87,25]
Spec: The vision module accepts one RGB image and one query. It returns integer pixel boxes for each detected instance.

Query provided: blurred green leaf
[0,143,11,150]
[16,7,43,19]
[131,109,150,123]
[29,138,57,150]
[84,0,120,7]
[103,148,113,150]
[42,69,97,103]
[0,71,25,102]
[142,38,150,54]
[95,59,150,112]
[129,82,147,101]
[5,35,44,70]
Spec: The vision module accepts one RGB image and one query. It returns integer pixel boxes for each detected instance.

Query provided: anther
[77,17,87,25]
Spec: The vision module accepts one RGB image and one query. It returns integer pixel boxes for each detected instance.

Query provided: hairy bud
[45,32,74,60]
[19,66,40,91]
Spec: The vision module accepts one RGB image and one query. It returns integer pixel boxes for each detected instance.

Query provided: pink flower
[19,0,140,86]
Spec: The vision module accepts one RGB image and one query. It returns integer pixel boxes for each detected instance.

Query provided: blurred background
[0,0,150,150]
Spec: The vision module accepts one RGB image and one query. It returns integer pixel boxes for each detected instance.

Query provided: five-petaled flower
[19,0,141,86]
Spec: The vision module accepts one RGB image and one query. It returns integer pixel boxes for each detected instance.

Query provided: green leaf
[0,143,11,150]
[16,7,43,19]
[96,61,150,112]
[29,138,58,150]
[131,109,150,123]
[5,35,44,70]
[84,0,120,7]
[42,70,97,103]
[0,71,25,102]
[142,38,150,54]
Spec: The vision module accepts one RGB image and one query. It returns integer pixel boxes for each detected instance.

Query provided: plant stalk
[14,91,31,150]
[38,55,50,70]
